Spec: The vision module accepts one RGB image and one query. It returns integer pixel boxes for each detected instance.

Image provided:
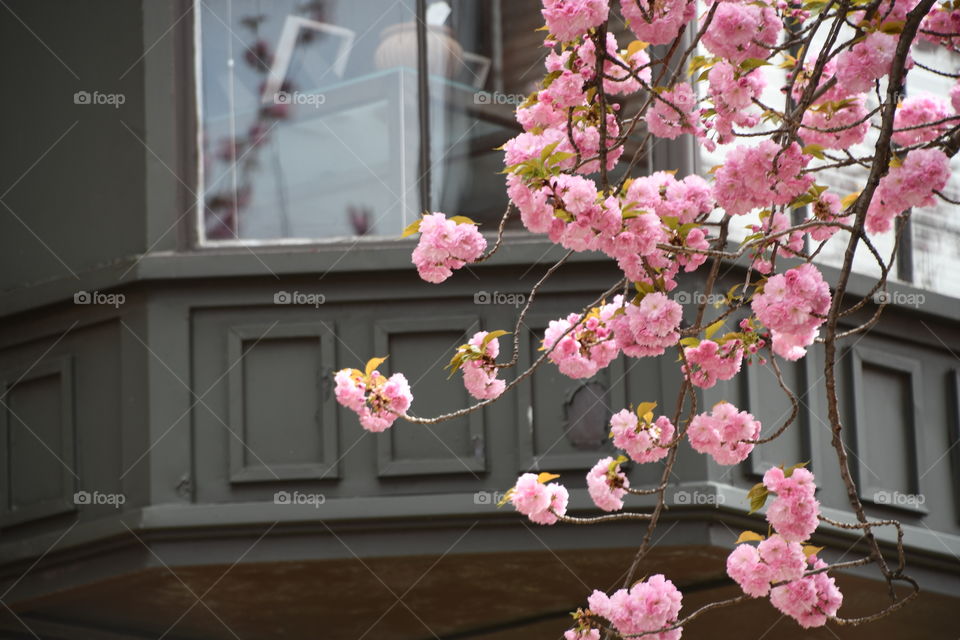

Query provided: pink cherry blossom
[751,263,831,360]
[541,0,610,42]
[800,95,869,149]
[621,0,695,45]
[511,473,551,516]
[682,339,744,389]
[808,192,851,243]
[334,368,413,433]
[714,141,814,216]
[892,94,952,146]
[528,482,570,525]
[460,331,506,400]
[564,628,601,640]
[835,31,896,94]
[701,1,781,63]
[610,409,675,463]
[687,401,760,464]
[727,534,806,597]
[763,466,821,542]
[587,456,630,511]
[769,555,843,627]
[587,574,683,639]
[866,148,950,234]
[610,292,683,358]
[646,83,702,140]
[543,303,620,379]
[411,213,487,283]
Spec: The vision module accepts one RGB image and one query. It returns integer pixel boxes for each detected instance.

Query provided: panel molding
[849,345,926,514]
[374,315,484,476]
[0,355,76,527]
[227,322,339,483]
[743,355,818,479]
[948,370,960,524]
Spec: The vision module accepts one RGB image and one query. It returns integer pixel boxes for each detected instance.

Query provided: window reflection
[199,0,538,243]
[200,0,421,241]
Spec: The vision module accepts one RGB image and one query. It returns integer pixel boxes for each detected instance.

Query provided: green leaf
[705,319,725,340]
[481,330,510,349]
[747,482,770,514]
[365,356,388,376]
[679,337,701,348]
[635,401,658,422]
[840,191,860,209]
[802,143,826,160]
[783,461,809,478]
[879,20,904,34]
[802,544,824,558]
[401,219,422,238]
[736,530,766,544]
[497,487,515,507]
[740,58,770,72]
[450,215,478,226]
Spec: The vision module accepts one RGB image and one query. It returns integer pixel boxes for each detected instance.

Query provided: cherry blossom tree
[335,0,960,635]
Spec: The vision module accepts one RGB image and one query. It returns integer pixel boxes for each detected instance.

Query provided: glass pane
[426,0,649,229]
[199,0,420,241]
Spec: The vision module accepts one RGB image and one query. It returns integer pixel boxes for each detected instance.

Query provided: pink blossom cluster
[609,292,683,357]
[763,465,820,542]
[610,409,675,463]
[646,83,702,140]
[620,0,695,44]
[751,263,831,361]
[726,534,807,597]
[687,401,760,464]
[835,32,897,94]
[606,172,713,283]
[334,369,413,432]
[866,148,951,234]
[541,0,609,42]
[807,191,851,243]
[707,63,766,143]
[577,33,651,94]
[460,331,506,400]
[769,555,843,628]
[543,303,620,379]
[701,1,782,63]
[682,339,744,389]
[563,628,600,640]
[587,575,683,640]
[714,141,814,216]
[587,456,630,511]
[509,473,569,525]
[920,5,960,51]
[411,213,487,283]
[800,96,869,149]
[892,94,952,146]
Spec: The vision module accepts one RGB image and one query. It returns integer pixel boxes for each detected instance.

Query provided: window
[196,0,546,244]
